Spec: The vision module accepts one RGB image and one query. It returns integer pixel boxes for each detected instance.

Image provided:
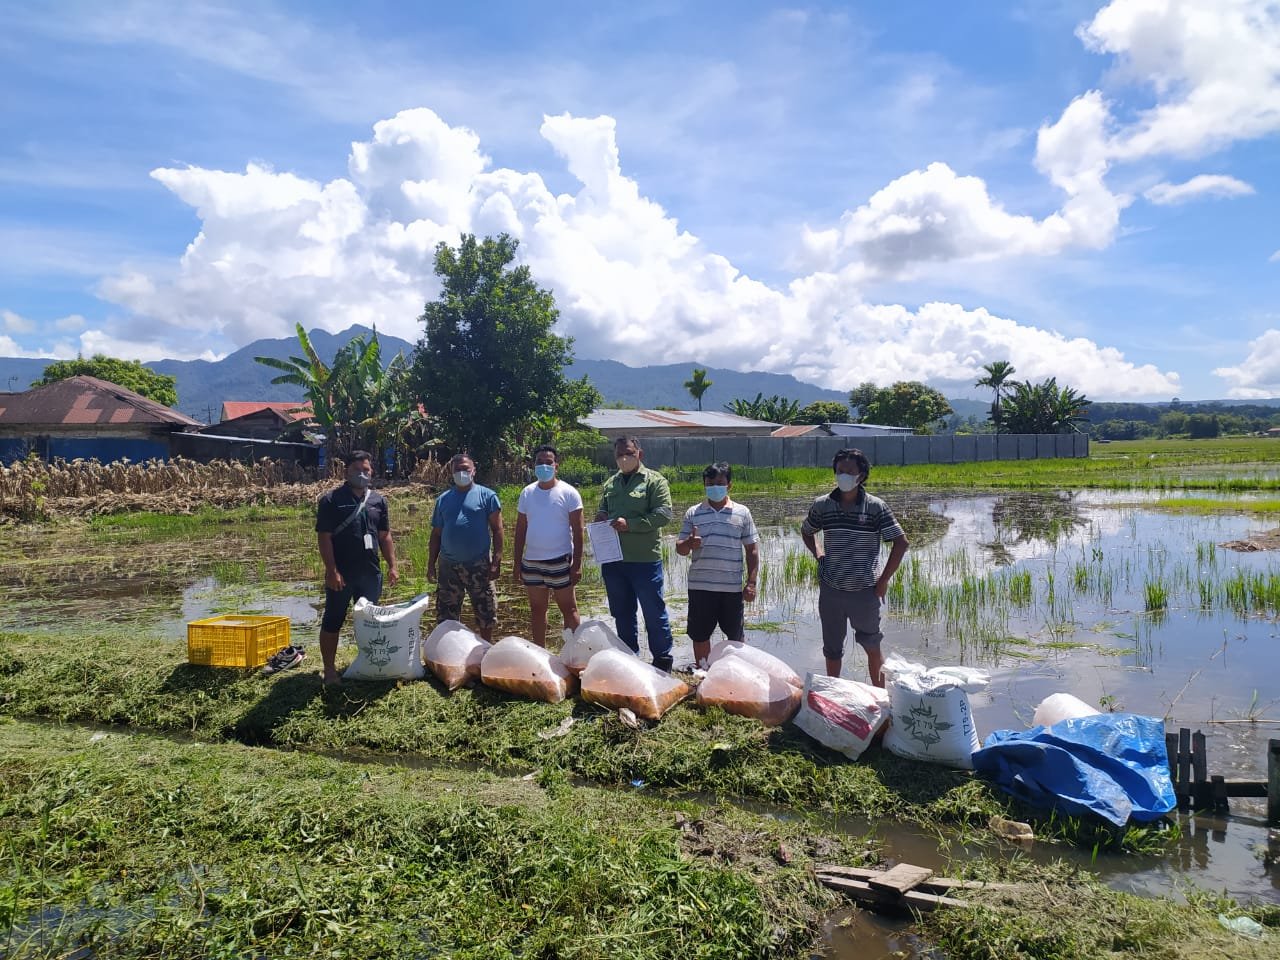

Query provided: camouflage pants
[437,557,497,627]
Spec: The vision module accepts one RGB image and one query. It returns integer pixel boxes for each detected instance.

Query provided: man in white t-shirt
[513,444,585,646]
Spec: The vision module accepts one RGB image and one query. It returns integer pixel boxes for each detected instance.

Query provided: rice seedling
[1143,578,1169,612]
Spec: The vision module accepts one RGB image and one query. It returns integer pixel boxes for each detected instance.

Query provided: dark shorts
[818,585,883,660]
[521,554,573,590]
[321,571,383,632]
[686,588,745,645]
[437,556,497,627]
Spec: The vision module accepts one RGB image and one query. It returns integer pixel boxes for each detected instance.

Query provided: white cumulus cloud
[2,310,34,335]
[1214,329,1280,397]
[1145,174,1256,204]
[96,106,1179,398]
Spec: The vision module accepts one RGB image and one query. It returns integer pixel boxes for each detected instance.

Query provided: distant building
[205,401,315,441]
[0,375,201,465]
[583,408,777,438]
[771,422,914,438]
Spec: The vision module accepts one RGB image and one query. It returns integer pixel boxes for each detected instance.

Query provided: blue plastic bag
[971,713,1176,827]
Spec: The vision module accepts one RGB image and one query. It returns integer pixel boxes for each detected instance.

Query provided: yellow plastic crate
[187,615,291,668]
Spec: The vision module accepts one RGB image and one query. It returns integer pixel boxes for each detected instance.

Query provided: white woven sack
[882,655,987,769]
[561,619,633,674]
[793,673,890,761]
[344,594,431,681]
[422,619,490,690]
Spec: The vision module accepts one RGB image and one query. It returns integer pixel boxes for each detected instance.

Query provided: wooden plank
[1165,732,1179,789]
[1269,738,1280,826]
[868,863,934,894]
[1211,774,1229,813]
[1192,730,1209,808]
[816,875,969,912]
[1223,781,1268,798]
[1178,728,1192,807]
[815,869,1021,893]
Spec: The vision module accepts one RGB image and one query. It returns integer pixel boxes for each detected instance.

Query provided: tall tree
[683,367,713,411]
[35,355,178,408]
[847,382,879,420]
[797,400,850,425]
[410,234,593,470]
[854,381,953,434]
[975,360,1017,434]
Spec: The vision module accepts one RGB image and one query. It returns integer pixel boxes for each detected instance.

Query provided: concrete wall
[590,432,1087,469]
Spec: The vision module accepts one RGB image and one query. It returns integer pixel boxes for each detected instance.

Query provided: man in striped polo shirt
[801,448,908,686]
[676,462,760,669]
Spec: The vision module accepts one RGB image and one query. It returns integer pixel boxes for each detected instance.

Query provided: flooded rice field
[3,488,1279,926]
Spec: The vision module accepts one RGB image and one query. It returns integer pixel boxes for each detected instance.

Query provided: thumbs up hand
[687,525,703,550]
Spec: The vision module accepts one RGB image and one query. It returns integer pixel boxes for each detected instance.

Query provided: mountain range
[5,325,1256,422]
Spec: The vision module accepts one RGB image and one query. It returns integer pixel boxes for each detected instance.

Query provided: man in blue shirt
[428,452,504,640]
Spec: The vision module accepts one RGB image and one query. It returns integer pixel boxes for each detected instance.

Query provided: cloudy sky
[1,0,1278,400]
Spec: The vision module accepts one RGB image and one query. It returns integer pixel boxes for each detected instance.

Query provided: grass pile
[0,720,852,958]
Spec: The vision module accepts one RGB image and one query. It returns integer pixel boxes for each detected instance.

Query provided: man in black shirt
[266,450,399,684]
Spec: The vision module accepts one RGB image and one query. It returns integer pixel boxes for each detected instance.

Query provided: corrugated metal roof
[584,409,778,430]
[220,400,314,422]
[826,422,914,436]
[771,424,822,437]
[0,376,201,428]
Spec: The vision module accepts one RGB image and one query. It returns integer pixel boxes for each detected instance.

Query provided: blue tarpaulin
[971,713,1177,827]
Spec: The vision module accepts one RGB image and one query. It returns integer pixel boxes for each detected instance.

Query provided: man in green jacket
[594,436,675,672]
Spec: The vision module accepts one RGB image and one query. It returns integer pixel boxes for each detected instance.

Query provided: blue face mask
[534,463,556,482]
[705,485,728,502]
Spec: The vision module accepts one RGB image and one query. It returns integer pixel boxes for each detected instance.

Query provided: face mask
[349,471,371,489]
[534,464,556,482]
[835,473,861,493]
[453,470,473,487]
[705,485,728,502]
[616,454,639,472]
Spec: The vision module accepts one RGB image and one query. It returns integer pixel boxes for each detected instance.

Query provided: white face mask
[835,473,861,493]
[453,470,473,487]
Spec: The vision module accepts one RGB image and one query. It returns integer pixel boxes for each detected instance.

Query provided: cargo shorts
[436,557,498,628]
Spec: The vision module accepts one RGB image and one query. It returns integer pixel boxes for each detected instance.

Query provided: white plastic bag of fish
[698,656,801,726]
[560,619,634,674]
[580,649,690,721]
[343,594,431,681]
[422,619,490,690]
[882,655,987,769]
[707,640,802,689]
[481,636,578,703]
[793,673,890,761]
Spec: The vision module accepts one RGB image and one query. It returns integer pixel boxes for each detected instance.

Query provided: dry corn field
[0,457,339,519]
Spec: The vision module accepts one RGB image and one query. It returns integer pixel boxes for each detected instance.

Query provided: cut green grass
[0,720,852,959]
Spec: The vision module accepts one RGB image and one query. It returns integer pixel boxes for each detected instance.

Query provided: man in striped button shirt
[676,462,760,669]
[801,448,908,686]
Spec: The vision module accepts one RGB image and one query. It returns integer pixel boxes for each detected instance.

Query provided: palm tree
[684,367,713,411]
[975,360,1016,434]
